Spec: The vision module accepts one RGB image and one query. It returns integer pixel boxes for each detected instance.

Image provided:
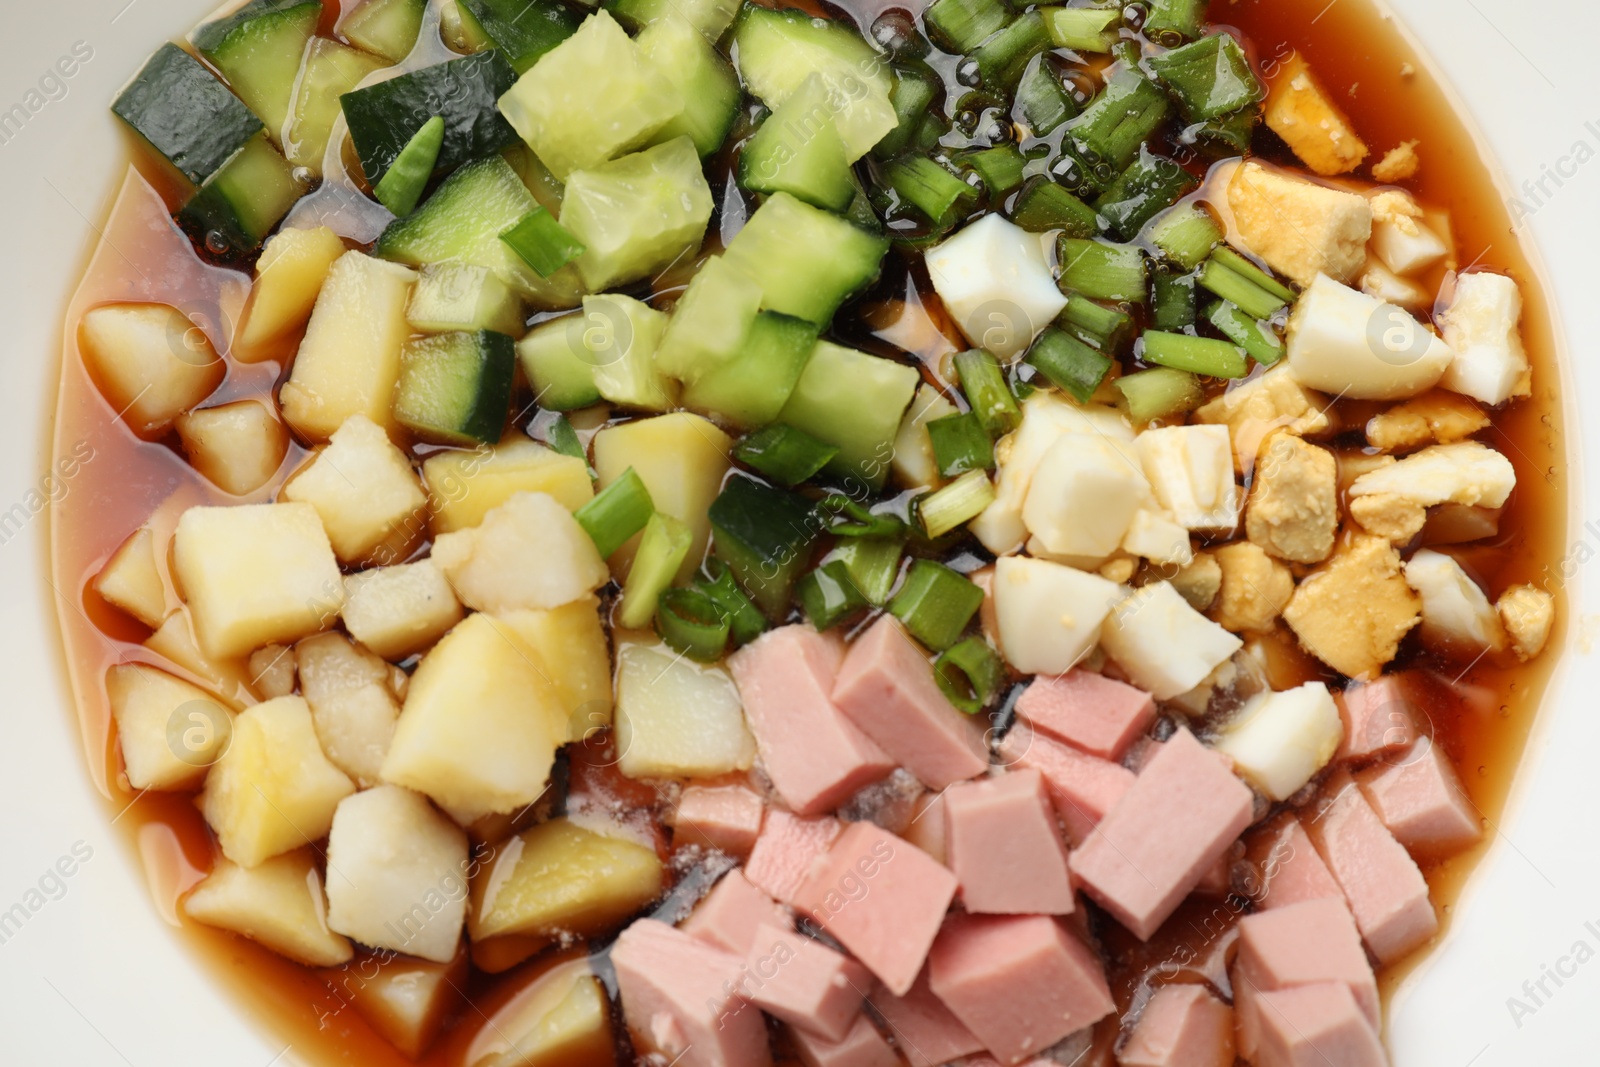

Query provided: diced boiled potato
[470,961,615,1067]
[423,437,594,535]
[280,251,417,442]
[107,663,234,790]
[581,294,676,413]
[614,641,755,779]
[201,696,356,867]
[337,948,468,1060]
[233,226,348,360]
[380,613,569,819]
[471,932,551,976]
[924,215,1064,362]
[248,644,297,700]
[1438,272,1530,407]
[1136,425,1239,530]
[184,849,352,966]
[468,817,664,942]
[296,632,400,787]
[991,556,1122,675]
[325,785,470,963]
[432,493,609,613]
[892,384,959,491]
[1403,549,1504,654]
[145,610,260,711]
[283,414,427,565]
[1100,581,1243,699]
[1263,55,1367,176]
[93,526,168,629]
[176,400,290,495]
[78,303,225,438]
[490,599,613,741]
[172,502,345,659]
[342,560,464,661]
[1213,681,1342,801]
[1285,275,1454,400]
[592,413,733,582]
[1024,433,1151,563]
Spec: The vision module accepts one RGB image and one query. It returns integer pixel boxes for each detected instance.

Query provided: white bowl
[0,0,1594,1064]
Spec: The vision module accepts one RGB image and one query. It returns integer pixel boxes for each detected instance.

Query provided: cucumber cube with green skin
[683,313,820,430]
[497,10,683,181]
[709,475,819,616]
[460,0,579,73]
[341,51,520,188]
[777,341,920,491]
[112,43,263,185]
[340,0,427,63]
[284,40,387,174]
[579,295,675,412]
[722,192,889,324]
[407,263,525,336]
[654,255,763,385]
[193,0,321,144]
[605,0,739,42]
[393,330,518,446]
[517,315,601,411]
[179,134,309,254]
[559,137,714,291]
[737,73,855,212]
[638,16,742,158]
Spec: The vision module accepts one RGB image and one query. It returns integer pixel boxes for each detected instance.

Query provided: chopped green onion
[1142,0,1205,45]
[734,424,839,487]
[935,637,1004,714]
[889,559,985,650]
[1108,38,1141,68]
[1114,366,1205,423]
[1014,56,1079,136]
[796,560,870,631]
[876,63,943,160]
[1042,6,1120,52]
[1150,202,1223,270]
[1207,300,1285,365]
[913,111,950,152]
[819,495,909,540]
[1093,149,1199,240]
[827,538,905,607]
[1210,246,1296,302]
[955,144,1027,197]
[619,512,691,629]
[372,115,444,217]
[1058,238,1149,303]
[884,155,978,227]
[1141,330,1248,378]
[542,413,587,462]
[1009,178,1099,236]
[917,469,995,539]
[1151,270,1197,330]
[923,0,1011,54]
[574,467,654,559]
[971,11,1050,91]
[1193,104,1259,155]
[952,349,1021,436]
[1058,292,1134,351]
[927,412,995,477]
[696,559,768,646]
[1146,32,1265,121]
[656,587,730,662]
[1026,327,1113,403]
[1198,258,1288,320]
[500,206,586,277]
[1065,67,1170,176]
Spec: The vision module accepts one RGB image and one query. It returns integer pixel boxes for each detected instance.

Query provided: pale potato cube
[614,641,754,779]
[280,251,416,441]
[145,610,260,711]
[342,560,464,661]
[184,849,352,966]
[380,613,569,819]
[1497,585,1555,662]
[234,226,348,361]
[283,414,427,564]
[1120,508,1193,567]
[1283,535,1421,680]
[892,384,959,491]
[93,526,168,628]
[1227,161,1371,286]
[176,400,290,495]
[1264,55,1368,176]
[79,303,225,438]
[248,645,297,700]
[297,632,399,787]
[1136,424,1239,530]
[423,437,594,535]
[201,696,356,867]
[340,949,468,1059]
[172,503,345,660]
[1213,682,1342,801]
[991,556,1122,675]
[492,599,613,741]
[1101,581,1243,699]
[1210,542,1294,634]
[432,492,608,614]
[470,963,613,1067]
[108,663,234,790]
[325,785,470,963]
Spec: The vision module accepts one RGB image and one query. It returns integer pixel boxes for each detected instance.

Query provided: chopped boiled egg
[991,556,1122,675]
[1212,681,1343,801]
[1285,274,1455,399]
[1403,549,1504,653]
[1100,581,1243,699]
[1348,441,1516,509]
[1135,424,1239,530]
[1121,508,1194,567]
[1359,262,1430,310]
[1369,190,1448,276]
[925,214,1067,362]
[1437,271,1530,406]
[1023,432,1152,563]
[1497,585,1556,662]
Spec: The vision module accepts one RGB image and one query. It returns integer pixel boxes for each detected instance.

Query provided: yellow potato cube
[107,663,234,790]
[78,303,225,438]
[341,559,464,661]
[145,610,261,712]
[432,492,609,615]
[183,849,353,966]
[248,644,297,699]
[491,598,613,741]
[470,962,615,1067]
[614,641,755,779]
[296,632,399,787]
[176,400,290,496]
[422,437,594,535]
[336,948,468,1059]
[93,526,168,629]
[283,414,428,564]
[233,225,348,361]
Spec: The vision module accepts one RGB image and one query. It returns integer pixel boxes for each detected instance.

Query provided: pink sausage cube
[729,626,896,814]
[926,913,1114,1065]
[1193,851,1233,897]
[675,783,766,857]
[1245,815,1344,911]
[945,769,1074,915]
[1356,736,1481,859]
[794,821,956,997]
[902,790,948,865]
[611,919,773,1067]
[789,1015,900,1067]
[1305,776,1438,964]
[998,723,1135,845]
[1254,983,1387,1067]
[745,810,842,906]
[869,971,985,1067]
[1015,669,1155,760]
[743,923,870,1041]
[1068,728,1254,940]
[682,868,790,955]
[1119,984,1234,1067]
[1335,675,1418,761]
[831,615,989,790]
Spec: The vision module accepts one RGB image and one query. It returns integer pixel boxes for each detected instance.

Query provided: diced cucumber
[502,144,565,214]
[374,155,585,308]
[440,0,496,53]
[517,315,601,410]
[722,192,888,324]
[340,0,427,63]
[558,137,714,291]
[178,133,309,253]
[112,43,263,184]
[407,262,524,335]
[284,39,386,174]
[708,475,819,616]
[579,295,675,411]
[496,10,682,180]
[638,17,741,158]
[733,6,896,161]
[373,115,445,217]
[193,0,321,143]
[654,255,763,385]
[461,0,580,72]
[777,341,919,490]
[342,51,519,187]
[683,312,820,429]
[607,0,737,40]
[393,329,517,445]
[737,73,854,212]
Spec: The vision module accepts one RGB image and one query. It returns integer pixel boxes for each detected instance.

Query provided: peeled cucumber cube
[284,39,386,174]
[606,0,739,42]
[778,341,920,490]
[393,330,517,446]
[559,137,714,291]
[340,0,426,63]
[407,263,525,336]
[722,192,888,324]
[737,73,855,212]
[683,312,820,430]
[517,315,602,411]
[497,10,683,180]
[193,0,322,144]
[579,294,675,412]
[654,255,763,385]
[638,16,742,158]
